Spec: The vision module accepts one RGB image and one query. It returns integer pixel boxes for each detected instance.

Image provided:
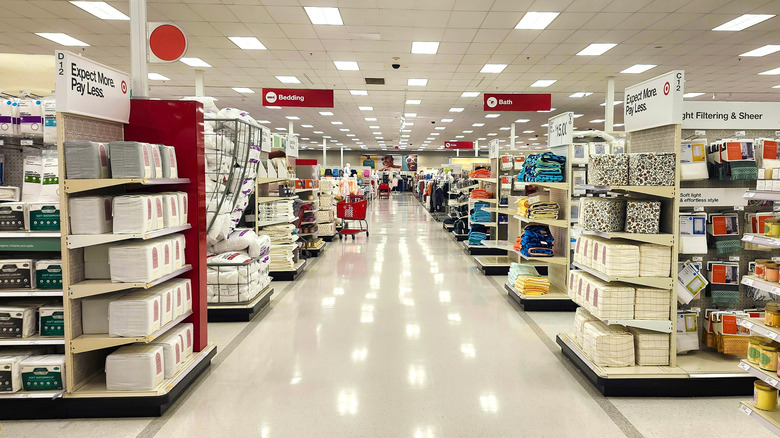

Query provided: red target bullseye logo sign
[663,82,670,95]
[148,23,188,63]
[120,80,127,94]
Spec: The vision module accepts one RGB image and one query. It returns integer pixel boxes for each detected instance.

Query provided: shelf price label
[548,112,574,147]
[744,235,755,242]
[739,361,750,372]
[768,377,779,387]
[745,192,757,198]
[741,320,754,330]
[740,404,752,416]
[20,139,32,146]
[743,278,754,287]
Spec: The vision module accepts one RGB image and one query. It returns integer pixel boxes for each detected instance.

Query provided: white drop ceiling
[2,0,780,151]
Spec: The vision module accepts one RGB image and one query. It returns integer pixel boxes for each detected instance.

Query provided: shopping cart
[378,183,391,199]
[336,198,368,240]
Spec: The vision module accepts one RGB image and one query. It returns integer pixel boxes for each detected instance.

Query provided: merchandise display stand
[208,285,274,322]
[14,99,217,420]
[470,152,510,265]
[555,86,753,395]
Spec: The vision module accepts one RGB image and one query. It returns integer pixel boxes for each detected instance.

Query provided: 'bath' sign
[55,51,130,123]
[624,70,684,132]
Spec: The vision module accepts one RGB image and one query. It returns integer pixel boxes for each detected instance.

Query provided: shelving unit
[208,285,274,322]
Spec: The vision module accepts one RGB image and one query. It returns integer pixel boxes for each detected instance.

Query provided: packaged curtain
[580,198,626,232]
[588,154,629,186]
[582,320,635,367]
[628,328,670,366]
[628,153,676,186]
[624,200,661,234]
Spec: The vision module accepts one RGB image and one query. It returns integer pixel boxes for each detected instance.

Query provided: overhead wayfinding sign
[624,70,684,132]
[444,141,473,150]
[682,101,780,129]
[483,93,551,112]
[55,50,130,124]
[262,88,334,108]
[548,112,574,147]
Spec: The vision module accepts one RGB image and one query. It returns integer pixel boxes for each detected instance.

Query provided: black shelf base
[466,246,507,256]
[451,233,468,241]
[556,335,754,397]
[0,346,216,419]
[208,288,274,322]
[479,264,510,276]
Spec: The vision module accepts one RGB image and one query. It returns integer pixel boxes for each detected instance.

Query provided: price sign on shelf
[745,192,757,198]
[548,112,574,147]
[736,131,746,137]
[769,377,779,387]
[742,320,754,330]
[20,139,32,146]
[738,361,750,372]
[740,404,753,416]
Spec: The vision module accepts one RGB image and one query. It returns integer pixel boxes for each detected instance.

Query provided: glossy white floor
[4,193,775,437]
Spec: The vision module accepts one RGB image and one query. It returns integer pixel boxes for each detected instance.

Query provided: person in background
[380,155,401,171]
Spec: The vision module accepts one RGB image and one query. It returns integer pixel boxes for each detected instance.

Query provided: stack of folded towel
[470,189,492,199]
[470,202,491,223]
[257,224,298,245]
[514,224,554,257]
[514,276,550,296]
[469,168,491,179]
[519,152,566,182]
[468,223,489,246]
[256,199,295,224]
[528,202,559,220]
[508,263,539,285]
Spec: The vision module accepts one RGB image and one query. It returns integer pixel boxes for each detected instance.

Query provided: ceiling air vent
[365,78,385,85]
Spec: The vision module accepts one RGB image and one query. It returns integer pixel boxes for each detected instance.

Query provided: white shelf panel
[572,262,673,289]
[67,224,191,249]
[69,265,193,299]
[0,231,61,238]
[0,289,62,297]
[70,311,193,354]
[742,275,780,297]
[480,240,512,250]
[574,227,675,246]
[744,191,780,201]
[739,402,780,437]
[740,317,780,341]
[577,184,675,198]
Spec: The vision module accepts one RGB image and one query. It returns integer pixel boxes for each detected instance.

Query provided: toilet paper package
[105,345,164,391]
[161,193,180,228]
[69,196,112,234]
[0,259,34,289]
[160,145,179,178]
[20,355,65,391]
[35,260,62,290]
[0,203,26,231]
[17,99,43,136]
[108,291,162,337]
[0,99,18,135]
[38,305,64,337]
[81,293,124,334]
[84,244,110,279]
[152,329,185,378]
[108,141,152,178]
[63,141,110,179]
[26,202,60,231]
[0,305,36,337]
[108,240,164,283]
[112,195,154,234]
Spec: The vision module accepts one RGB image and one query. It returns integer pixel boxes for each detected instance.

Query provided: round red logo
[149,24,188,62]
[663,82,670,95]
[121,80,127,94]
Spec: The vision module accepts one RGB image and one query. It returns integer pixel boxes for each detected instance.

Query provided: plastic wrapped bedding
[159,145,179,179]
[151,329,184,378]
[628,328,670,366]
[573,307,599,347]
[108,291,162,336]
[583,274,635,320]
[624,201,661,234]
[590,237,640,277]
[108,237,174,283]
[258,224,297,244]
[171,234,186,269]
[69,196,113,234]
[628,153,675,186]
[112,195,155,234]
[105,344,164,390]
[206,213,233,246]
[634,288,671,320]
[588,154,629,186]
[169,278,192,316]
[269,244,296,270]
[638,244,671,277]
[108,141,153,178]
[582,320,635,367]
[579,197,626,233]
[212,229,270,257]
[161,193,180,228]
[64,141,111,179]
[207,252,271,303]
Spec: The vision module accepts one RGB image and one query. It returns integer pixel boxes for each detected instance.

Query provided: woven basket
[716,333,749,356]
[704,332,716,349]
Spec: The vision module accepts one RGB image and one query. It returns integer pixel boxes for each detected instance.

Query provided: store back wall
[296,150,485,170]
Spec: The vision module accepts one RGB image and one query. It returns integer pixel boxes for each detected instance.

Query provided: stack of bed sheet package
[568,270,671,322]
[256,199,295,225]
[259,224,299,270]
[81,234,187,286]
[64,141,179,180]
[206,230,271,303]
[318,181,337,237]
[573,235,671,278]
[104,322,195,391]
[69,192,188,236]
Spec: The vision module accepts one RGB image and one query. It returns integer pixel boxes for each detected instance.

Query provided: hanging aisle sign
[55,51,130,124]
[286,134,298,157]
[262,88,334,108]
[624,70,684,132]
[548,112,574,147]
[682,101,780,129]
[489,139,500,159]
[483,93,551,112]
[444,141,473,150]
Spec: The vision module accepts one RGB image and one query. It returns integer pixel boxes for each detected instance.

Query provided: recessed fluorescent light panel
[515,119,530,123]
[449,108,464,113]
[404,113,417,118]
[621,64,656,74]
[485,114,500,118]
[473,123,485,127]
[515,12,560,30]
[741,45,780,57]
[570,92,593,98]
[590,119,605,123]
[530,79,556,87]
[408,78,428,86]
[713,14,774,31]
[365,117,377,121]
[537,108,556,113]
[406,100,421,105]
[228,36,266,50]
[233,87,254,94]
[334,61,359,71]
[411,41,439,54]
[147,73,170,81]
[576,43,616,56]
[461,91,480,98]
[350,90,368,95]
[285,116,299,120]
[304,6,344,25]
[480,64,507,73]
[70,1,129,19]
[599,101,623,106]
[275,75,300,83]
[35,33,89,46]
[319,111,333,116]
[441,119,453,122]
[359,106,373,111]
[759,67,780,75]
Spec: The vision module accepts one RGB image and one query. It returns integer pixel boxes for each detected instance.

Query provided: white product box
[772,180,780,192]
[152,195,164,230]
[171,281,184,318]
[171,234,186,270]
[146,285,173,326]
[177,323,194,358]
[160,145,178,179]
[84,244,110,279]
[20,355,65,391]
[108,291,162,337]
[0,186,19,202]
[0,259,34,289]
[0,355,26,392]
[22,148,43,202]
[177,192,188,226]
[105,345,164,391]
[150,144,163,179]
[69,196,113,235]
[158,240,172,276]
[161,193,180,228]
[0,306,36,338]
[108,240,163,283]
[63,141,110,179]
[758,180,768,191]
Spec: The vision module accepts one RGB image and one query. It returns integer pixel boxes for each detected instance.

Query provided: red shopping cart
[337,199,368,240]
[378,183,391,199]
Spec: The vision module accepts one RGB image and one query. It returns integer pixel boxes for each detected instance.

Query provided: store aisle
[3,194,772,437]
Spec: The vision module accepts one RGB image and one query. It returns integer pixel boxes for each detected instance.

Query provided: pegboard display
[680,128,780,316]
